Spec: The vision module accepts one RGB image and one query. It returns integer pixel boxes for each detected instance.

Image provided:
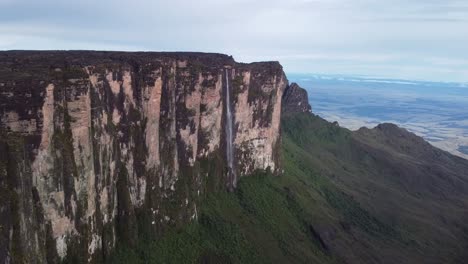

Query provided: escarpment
[282,82,311,115]
[0,51,286,263]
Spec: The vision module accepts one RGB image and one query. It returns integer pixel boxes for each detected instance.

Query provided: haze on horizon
[1,0,467,82]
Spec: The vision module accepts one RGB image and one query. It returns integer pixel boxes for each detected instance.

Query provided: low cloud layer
[1,0,467,82]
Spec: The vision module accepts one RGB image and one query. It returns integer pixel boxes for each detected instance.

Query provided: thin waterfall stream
[224,69,236,189]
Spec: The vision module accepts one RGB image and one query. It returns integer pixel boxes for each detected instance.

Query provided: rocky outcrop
[0,51,287,263]
[282,82,311,115]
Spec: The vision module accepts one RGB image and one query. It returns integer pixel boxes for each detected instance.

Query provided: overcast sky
[1,0,467,82]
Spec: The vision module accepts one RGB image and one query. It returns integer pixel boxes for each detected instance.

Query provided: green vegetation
[108,114,366,263]
[110,168,334,264]
[63,66,88,79]
[231,75,244,98]
[109,113,468,263]
[247,85,266,104]
[232,75,243,89]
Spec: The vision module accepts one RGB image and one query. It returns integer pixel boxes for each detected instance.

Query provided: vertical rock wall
[0,51,287,263]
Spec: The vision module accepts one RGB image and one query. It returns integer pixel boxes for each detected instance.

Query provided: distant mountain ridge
[279,84,468,263]
[288,73,468,160]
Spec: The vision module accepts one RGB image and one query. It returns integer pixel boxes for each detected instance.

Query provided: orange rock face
[0,51,286,262]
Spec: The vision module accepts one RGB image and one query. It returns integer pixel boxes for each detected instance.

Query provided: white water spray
[224,69,236,189]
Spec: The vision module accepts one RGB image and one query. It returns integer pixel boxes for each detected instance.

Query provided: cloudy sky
[1,0,467,82]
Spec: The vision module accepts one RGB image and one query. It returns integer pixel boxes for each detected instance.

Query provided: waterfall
[224,69,236,189]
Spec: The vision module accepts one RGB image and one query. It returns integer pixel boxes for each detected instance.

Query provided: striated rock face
[0,51,287,263]
[282,82,311,115]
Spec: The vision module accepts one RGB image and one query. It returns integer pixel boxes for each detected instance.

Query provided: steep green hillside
[111,113,468,264]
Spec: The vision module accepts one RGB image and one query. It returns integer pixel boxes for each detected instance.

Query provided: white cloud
[0,0,467,82]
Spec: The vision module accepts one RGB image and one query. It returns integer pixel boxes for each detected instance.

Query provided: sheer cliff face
[282,82,311,115]
[0,51,286,263]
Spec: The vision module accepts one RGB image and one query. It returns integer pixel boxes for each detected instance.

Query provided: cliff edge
[282,82,311,115]
[0,51,287,263]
